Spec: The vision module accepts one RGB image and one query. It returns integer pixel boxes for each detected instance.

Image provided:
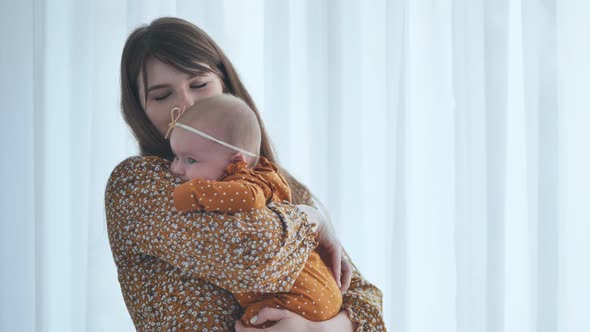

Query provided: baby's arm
[173,178,268,213]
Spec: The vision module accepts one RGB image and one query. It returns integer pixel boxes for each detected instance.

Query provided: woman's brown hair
[120,17,311,204]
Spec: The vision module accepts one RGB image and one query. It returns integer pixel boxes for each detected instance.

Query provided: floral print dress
[105,156,386,331]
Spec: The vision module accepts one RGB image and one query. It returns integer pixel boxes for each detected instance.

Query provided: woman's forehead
[139,59,213,89]
[140,59,190,84]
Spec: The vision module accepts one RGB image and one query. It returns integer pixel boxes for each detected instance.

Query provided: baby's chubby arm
[173,178,268,213]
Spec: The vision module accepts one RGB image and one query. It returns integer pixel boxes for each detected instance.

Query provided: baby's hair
[177,94,262,166]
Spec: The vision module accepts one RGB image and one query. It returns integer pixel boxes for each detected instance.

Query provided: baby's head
[169,94,261,181]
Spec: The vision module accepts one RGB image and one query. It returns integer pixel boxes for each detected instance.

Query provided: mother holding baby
[105,17,385,331]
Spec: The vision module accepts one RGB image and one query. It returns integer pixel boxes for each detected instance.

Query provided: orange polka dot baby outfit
[234,251,342,327]
[173,157,293,213]
[173,157,343,327]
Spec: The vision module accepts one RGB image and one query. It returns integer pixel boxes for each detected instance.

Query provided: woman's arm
[236,275,385,332]
[297,204,352,291]
[234,248,386,332]
[293,188,387,331]
[105,156,317,294]
[313,228,386,331]
[341,262,387,331]
[236,308,357,332]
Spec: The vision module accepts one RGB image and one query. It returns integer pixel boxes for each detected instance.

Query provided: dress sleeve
[342,258,387,332]
[105,156,317,293]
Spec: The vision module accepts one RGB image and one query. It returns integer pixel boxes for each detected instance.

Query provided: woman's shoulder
[108,155,170,178]
[112,155,169,172]
[106,155,175,192]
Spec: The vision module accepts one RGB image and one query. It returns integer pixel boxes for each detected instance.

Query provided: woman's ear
[231,152,247,164]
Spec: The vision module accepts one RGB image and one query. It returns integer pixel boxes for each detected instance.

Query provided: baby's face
[169,127,233,181]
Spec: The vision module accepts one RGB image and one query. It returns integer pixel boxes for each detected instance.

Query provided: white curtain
[2,0,589,331]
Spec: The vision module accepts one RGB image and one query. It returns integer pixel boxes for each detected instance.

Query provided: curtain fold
[2,0,589,331]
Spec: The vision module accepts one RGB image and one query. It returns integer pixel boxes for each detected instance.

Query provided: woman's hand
[296,205,352,293]
[235,308,357,332]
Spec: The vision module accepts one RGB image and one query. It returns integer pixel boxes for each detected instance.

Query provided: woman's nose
[177,88,196,109]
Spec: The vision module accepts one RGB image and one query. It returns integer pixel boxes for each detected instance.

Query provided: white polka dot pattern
[173,157,291,214]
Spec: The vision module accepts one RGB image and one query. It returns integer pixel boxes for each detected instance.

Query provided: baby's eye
[190,82,208,89]
[186,157,197,165]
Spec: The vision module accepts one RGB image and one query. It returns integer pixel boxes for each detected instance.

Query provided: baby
[166,94,342,328]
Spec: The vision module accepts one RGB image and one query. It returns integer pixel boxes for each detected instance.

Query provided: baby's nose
[171,161,183,177]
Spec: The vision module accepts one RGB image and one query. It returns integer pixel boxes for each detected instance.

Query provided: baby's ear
[231,152,247,164]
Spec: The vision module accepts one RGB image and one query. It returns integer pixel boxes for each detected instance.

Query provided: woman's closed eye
[152,83,208,102]
[153,91,172,101]
[190,82,208,89]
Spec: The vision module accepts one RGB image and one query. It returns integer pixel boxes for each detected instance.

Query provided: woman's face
[137,58,224,136]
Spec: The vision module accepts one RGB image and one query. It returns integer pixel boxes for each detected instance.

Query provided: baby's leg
[236,251,342,328]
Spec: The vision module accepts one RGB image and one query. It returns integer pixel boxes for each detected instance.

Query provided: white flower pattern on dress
[105,156,386,331]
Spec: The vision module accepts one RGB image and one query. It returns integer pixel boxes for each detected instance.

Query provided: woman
[106,17,385,331]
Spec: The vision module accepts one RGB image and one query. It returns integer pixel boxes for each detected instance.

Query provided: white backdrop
[1,0,590,331]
